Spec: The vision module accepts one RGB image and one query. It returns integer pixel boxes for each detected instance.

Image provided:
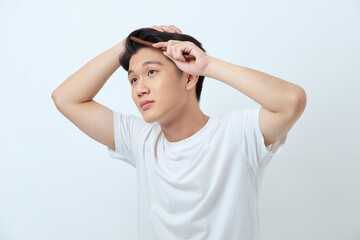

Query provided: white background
[0,0,359,239]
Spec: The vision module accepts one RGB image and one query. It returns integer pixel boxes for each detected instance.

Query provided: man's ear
[185,74,199,91]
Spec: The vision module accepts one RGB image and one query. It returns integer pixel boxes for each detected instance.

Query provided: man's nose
[136,79,150,96]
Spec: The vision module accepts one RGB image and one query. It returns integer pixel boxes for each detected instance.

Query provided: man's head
[119,28,207,124]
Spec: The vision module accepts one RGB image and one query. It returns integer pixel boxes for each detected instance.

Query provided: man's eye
[148,70,157,75]
[130,70,156,85]
[130,78,137,84]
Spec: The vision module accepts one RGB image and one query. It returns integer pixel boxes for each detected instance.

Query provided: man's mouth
[140,101,155,110]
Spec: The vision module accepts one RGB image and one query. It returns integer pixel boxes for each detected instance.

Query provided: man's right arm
[51,38,126,151]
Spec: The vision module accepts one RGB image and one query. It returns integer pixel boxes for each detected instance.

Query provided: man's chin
[142,114,157,123]
[144,118,155,123]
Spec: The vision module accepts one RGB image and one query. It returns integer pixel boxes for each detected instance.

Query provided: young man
[52,25,306,240]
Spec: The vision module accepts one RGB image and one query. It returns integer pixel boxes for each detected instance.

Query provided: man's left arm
[204,56,307,147]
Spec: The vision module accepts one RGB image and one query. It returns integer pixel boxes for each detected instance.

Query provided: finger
[166,41,172,57]
[162,25,176,33]
[149,25,182,34]
[169,25,183,34]
[167,25,178,33]
[175,51,186,62]
[163,50,185,63]
[167,42,185,61]
[163,51,170,59]
[163,51,176,62]
[149,26,163,32]
[158,25,167,32]
[164,41,176,59]
[160,25,171,32]
[171,45,178,60]
[152,42,168,48]
[173,45,186,62]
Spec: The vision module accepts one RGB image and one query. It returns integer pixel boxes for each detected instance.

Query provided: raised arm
[151,40,307,147]
[51,38,126,150]
[203,56,306,146]
[51,25,184,151]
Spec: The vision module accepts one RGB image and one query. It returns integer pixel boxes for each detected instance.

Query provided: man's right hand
[120,24,183,44]
[148,25,183,34]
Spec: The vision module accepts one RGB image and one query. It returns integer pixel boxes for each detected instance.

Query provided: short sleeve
[231,106,287,170]
[107,110,146,168]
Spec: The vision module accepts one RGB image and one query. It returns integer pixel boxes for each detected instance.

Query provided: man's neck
[160,104,210,143]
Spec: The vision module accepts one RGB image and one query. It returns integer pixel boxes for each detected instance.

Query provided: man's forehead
[128,60,164,76]
[128,48,166,76]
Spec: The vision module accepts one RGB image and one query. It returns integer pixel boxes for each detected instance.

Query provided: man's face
[128,47,187,124]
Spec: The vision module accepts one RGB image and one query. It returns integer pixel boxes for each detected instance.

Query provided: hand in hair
[148,25,183,34]
[152,40,211,77]
[120,25,183,47]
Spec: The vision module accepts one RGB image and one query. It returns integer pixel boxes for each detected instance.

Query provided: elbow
[51,90,57,101]
[51,90,59,103]
[289,87,307,116]
[51,89,64,106]
[295,87,307,108]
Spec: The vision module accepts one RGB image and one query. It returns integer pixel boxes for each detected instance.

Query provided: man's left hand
[152,40,212,76]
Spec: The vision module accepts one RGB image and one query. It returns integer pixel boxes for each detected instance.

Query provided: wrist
[119,38,126,54]
[203,55,219,79]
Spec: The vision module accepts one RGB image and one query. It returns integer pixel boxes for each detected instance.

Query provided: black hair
[119,27,206,103]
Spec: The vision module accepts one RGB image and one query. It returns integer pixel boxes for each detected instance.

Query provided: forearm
[204,55,305,114]
[52,39,125,104]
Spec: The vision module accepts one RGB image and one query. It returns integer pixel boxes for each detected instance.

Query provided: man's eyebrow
[128,61,164,77]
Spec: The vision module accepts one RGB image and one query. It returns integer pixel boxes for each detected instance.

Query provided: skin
[149,28,306,147]
[128,47,210,143]
[128,25,306,146]
[52,24,306,149]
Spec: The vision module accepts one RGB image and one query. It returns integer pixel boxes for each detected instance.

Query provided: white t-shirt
[107,106,287,240]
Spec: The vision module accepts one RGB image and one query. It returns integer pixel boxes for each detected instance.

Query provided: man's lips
[140,100,154,107]
[140,101,154,110]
